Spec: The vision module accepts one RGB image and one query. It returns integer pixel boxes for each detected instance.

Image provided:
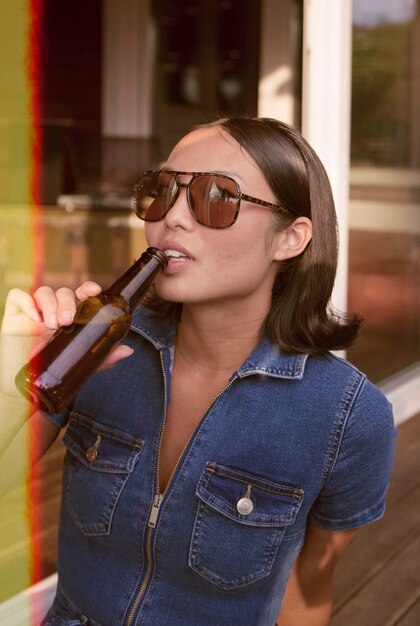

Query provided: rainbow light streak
[27,1,47,620]
[0,0,46,621]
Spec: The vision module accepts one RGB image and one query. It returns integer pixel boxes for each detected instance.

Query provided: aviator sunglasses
[133,170,295,229]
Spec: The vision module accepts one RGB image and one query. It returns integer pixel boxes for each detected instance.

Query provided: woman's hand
[0,282,134,394]
[0,282,134,465]
[0,284,101,485]
[1,282,103,337]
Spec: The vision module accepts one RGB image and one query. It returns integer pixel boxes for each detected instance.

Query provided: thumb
[1,289,43,336]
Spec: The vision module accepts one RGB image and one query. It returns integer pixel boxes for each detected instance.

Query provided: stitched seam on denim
[64,416,144,473]
[63,441,135,473]
[198,488,296,523]
[238,366,301,379]
[310,492,386,524]
[63,440,138,472]
[132,316,308,376]
[318,371,366,489]
[130,321,175,349]
[189,501,283,588]
[66,478,125,535]
[65,457,128,535]
[55,584,103,626]
[190,557,275,589]
[239,353,308,379]
[281,527,306,541]
[205,464,304,498]
[68,414,143,448]
[48,615,81,626]
[197,476,299,526]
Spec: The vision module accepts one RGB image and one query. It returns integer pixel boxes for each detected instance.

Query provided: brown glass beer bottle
[15,247,167,414]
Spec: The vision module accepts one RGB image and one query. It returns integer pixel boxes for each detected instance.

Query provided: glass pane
[347,0,420,382]
[152,0,261,158]
[217,0,253,113]
[156,0,201,106]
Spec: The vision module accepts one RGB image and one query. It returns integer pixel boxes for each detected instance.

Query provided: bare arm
[276,522,357,626]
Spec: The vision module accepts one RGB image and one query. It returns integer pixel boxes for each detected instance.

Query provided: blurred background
[0,0,419,624]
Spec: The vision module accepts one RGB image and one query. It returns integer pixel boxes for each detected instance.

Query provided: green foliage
[351,21,413,165]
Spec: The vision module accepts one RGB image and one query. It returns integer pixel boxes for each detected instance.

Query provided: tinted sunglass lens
[190,175,238,228]
[134,172,175,221]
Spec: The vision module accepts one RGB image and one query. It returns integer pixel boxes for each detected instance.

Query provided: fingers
[1,289,43,336]
[33,281,102,330]
[1,281,102,338]
[33,286,77,329]
[55,288,77,326]
[98,344,134,371]
[4,288,42,324]
[33,286,62,330]
[75,281,102,302]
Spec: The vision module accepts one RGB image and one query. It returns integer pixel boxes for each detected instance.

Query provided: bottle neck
[105,247,167,311]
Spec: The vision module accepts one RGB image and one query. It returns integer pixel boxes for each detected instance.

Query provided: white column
[102,0,154,137]
[301,0,353,315]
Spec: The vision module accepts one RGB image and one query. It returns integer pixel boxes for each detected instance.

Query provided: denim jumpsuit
[42,306,395,626]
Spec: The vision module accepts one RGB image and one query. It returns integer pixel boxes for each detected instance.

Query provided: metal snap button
[236,497,254,515]
[236,484,254,515]
[86,434,101,463]
[86,446,98,462]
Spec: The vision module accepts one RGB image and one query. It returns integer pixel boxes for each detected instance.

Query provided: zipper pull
[148,494,163,528]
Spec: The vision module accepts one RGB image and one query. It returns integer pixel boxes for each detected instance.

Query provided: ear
[272,217,312,261]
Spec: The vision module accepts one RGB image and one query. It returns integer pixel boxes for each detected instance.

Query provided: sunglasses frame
[133,170,295,229]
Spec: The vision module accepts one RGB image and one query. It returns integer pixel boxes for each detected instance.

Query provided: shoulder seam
[319,370,366,488]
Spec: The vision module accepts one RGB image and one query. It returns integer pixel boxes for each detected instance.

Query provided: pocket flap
[63,412,143,473]
[196,463,304,527]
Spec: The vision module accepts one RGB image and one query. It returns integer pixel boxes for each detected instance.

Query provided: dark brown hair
[145,116,361,355]
[215,117,361,354]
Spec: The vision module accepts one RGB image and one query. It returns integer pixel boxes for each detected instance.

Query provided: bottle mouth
[143,247,168,269]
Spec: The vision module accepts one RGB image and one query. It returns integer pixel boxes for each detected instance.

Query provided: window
[347,0,420,382]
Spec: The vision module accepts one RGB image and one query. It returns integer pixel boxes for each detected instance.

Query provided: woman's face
[144,126,286,315]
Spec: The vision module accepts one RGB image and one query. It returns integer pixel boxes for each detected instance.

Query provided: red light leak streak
[26,0,47,620]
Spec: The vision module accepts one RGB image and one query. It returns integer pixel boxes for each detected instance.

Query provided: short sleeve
[309,378,397,531]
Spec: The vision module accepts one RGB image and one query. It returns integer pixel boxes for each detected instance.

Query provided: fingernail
[121,347,134,358]
[61,310,74,324]
[30,307,42,322]
[48,313,58,328]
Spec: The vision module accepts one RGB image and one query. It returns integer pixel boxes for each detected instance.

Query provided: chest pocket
[189,463,304,590]
[62,412,143,536]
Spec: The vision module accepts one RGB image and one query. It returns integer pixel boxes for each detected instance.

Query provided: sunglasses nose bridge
[160,177,197,228]
[176,180,190,199]
[170,178,196,215]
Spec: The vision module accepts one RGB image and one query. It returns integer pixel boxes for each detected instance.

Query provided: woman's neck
[174,303,267,374]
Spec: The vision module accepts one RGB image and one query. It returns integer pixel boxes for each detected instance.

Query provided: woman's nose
[164,187,195,230]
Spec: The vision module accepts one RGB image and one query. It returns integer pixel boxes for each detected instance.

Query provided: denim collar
[131,306,307,380]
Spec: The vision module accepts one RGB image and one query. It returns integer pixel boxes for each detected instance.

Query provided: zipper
[124,496,163,625]
[125,353,169,626]
[125,351,238,625]
[160,369,238,502]
[147,493,163,528]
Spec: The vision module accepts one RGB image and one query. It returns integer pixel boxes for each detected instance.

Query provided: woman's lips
[162,241,194,259]
[162,246,194,273]
[164,249,191,261]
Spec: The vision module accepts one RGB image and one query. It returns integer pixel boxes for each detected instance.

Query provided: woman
[1,118,395,625]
